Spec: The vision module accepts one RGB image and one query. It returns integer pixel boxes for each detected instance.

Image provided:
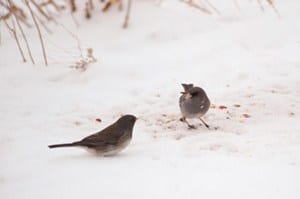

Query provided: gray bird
[179,83,210,129]
[48,115,137,156]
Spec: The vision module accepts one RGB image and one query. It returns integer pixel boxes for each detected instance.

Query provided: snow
[1,0,300,198]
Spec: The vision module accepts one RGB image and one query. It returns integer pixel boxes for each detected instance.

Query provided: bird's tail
[48,142,80,149]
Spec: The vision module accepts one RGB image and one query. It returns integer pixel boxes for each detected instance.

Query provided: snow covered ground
[1,0,300,198]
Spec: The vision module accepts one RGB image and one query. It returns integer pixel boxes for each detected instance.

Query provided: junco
[179,83,210,129]
[48,114,137,156]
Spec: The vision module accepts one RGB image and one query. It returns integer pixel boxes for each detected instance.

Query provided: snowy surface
[1,0,300,198]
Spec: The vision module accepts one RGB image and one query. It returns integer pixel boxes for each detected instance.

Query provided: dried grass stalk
[4,19,26,62]
[123,0,131,28]
[8,0,35,64]
[266,0,280,17]
[24,0,48,66]
[70,48,97,71]
[183,0,212,15]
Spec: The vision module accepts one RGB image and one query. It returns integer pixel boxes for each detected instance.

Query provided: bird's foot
[204,123,210,129]
[188,124,196,129]
[179,117,185,122]
[199,118,210,129]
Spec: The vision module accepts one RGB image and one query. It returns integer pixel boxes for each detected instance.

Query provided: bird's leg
[199,118,210,129]
[180,117,196,129]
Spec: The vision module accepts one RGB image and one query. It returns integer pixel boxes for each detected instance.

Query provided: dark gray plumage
[48,115,137,156]
[179,84,210,129]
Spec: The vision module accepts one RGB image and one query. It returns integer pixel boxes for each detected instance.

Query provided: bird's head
[181,83,194,92]
[181,87,205,99]
[116,114,137,129]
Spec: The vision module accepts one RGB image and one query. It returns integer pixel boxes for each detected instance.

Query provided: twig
[70,48,97,72]
[25,0,48,66]
[4,19,26,62]
[183,0,212,15]
[257,0,264,11]
[8,0,35,64]
[123,0,131,28]
[102,0,112,12]
[85,1,91,19]
[266,0,280,18]
[118,0,123,11]
[70,12,79,27]
[202,0,221,15]
[1,0,31,27]
[32,9,52,33]
[69,0,76,12]
[59,23,83,58]
[30,0,53,21]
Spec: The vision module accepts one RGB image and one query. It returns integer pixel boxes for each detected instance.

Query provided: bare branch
[123,0,131,29]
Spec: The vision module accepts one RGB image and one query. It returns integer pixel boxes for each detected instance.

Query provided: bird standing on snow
[179,83,210,129]
[48,115,137,156]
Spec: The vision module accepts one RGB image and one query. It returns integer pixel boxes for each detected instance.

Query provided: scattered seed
[210,104,216,108]
[219,105,227,110]
[242,113,251,118]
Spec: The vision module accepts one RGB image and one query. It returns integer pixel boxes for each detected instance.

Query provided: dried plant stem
[25,0,48,66]
[4,19,26,62]
[30,0,53,21]
[123,0,131,28]
[33,10,52,33]
[184,0,212,15]
[70,13,79,27]
[59,23,83,58]
[13,11,35,64]
[257,0,264,11]
[8,0,35,64]
[266,0,280,18]
[202,0,221,15]
[46,0,64,12]
[88,0,94,10]
[69,0,76,12]
[118,0,123,11]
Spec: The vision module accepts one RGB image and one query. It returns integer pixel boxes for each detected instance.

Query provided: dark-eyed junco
[179,83,210,129]
[48,115,137,156]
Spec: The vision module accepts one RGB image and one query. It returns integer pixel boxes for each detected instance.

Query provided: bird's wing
[79,124,123,147]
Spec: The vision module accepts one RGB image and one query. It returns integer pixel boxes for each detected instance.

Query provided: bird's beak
[180,91,188,94]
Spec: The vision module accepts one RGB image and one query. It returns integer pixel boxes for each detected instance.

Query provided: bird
[48,114,137,156]
[179,83,210,129]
